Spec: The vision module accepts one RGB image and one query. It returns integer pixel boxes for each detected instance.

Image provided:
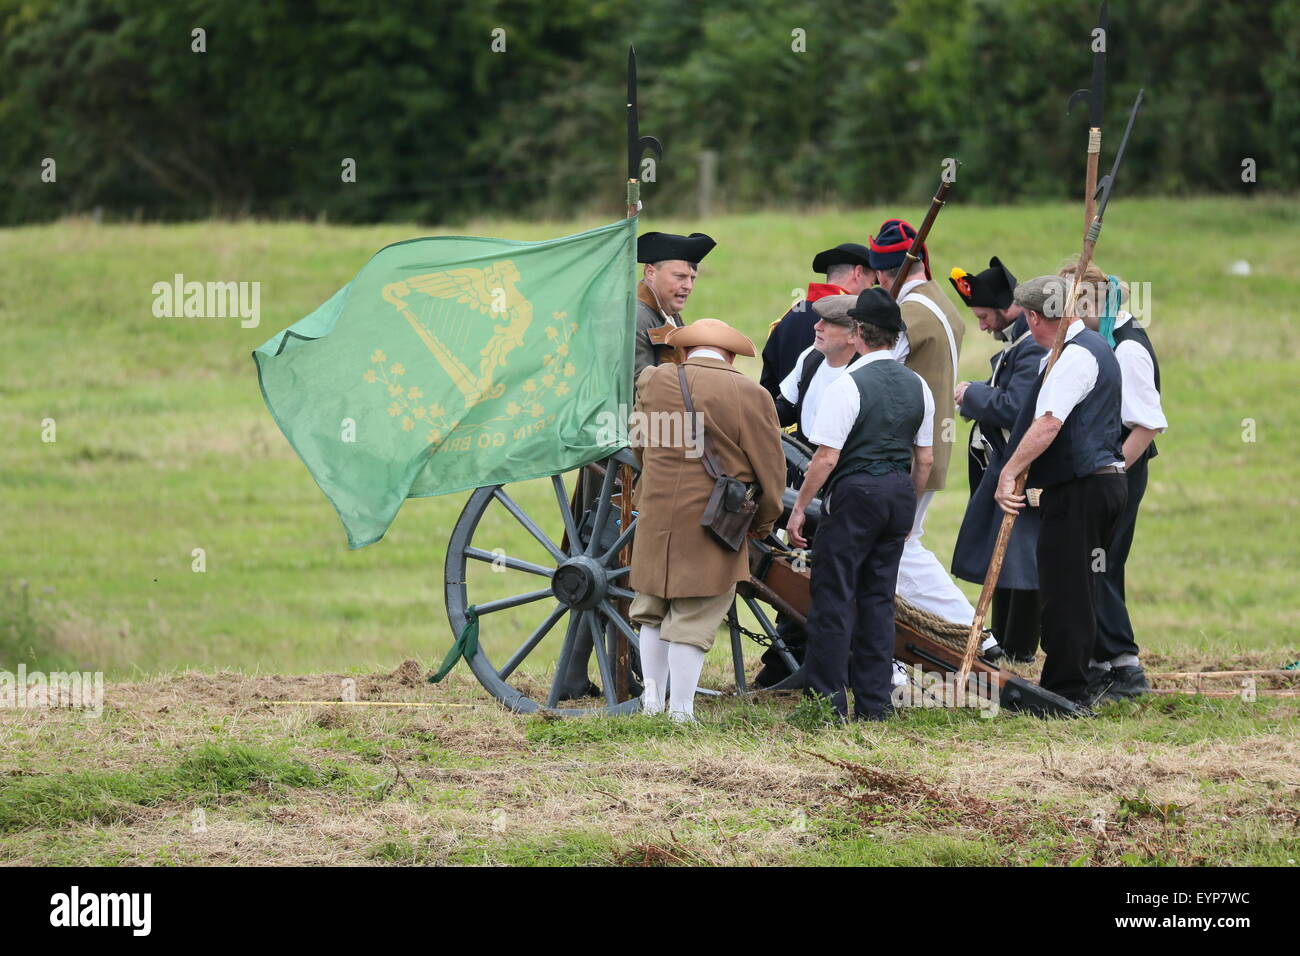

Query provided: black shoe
[1102,665,1150,701]
[980,641,1006,662]
[1085,665,1114,699]
[1005,651,1038,663]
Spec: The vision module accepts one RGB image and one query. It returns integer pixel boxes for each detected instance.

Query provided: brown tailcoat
[629,356,786,599]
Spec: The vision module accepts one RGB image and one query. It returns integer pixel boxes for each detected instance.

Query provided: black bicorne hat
[811,242,872,274]
[949,256,1017,310]
[637,231,716,265]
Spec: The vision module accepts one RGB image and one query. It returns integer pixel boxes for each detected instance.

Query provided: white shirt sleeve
[914,374,935,447]
[779,346,815,404]
[1115,340,1168,431]
[891,330,910,363]
[1034,344,1098,422]
[806,375,860,450]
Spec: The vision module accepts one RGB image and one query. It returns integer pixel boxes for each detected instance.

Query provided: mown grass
[0,197,1296,680]
[0,670,1293,865]
[0,741,374,833]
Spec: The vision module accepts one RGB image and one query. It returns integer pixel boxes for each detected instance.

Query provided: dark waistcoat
[1007,328,1124,489]
[830,359,925,488]
[1112,319,1161,461]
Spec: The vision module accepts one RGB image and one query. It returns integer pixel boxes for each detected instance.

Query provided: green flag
[254,218,636,548]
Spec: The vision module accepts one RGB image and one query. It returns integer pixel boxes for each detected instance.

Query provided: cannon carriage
[444,433,1083,718]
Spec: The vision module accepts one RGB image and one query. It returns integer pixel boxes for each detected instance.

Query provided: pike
[617,45,663,700]
[957,90,1145,690]
[626,44,663,219]
[1068,1,1108,236]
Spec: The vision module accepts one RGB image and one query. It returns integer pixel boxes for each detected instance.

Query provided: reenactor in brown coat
[629,319,787,721]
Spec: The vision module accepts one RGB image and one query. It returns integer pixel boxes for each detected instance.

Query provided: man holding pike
[995,275,1128,710]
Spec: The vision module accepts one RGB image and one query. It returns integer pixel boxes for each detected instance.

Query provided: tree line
[1,0,1295,225]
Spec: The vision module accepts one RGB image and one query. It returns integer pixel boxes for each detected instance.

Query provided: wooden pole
[1084,128,1100,236]
[956,246,1094,687]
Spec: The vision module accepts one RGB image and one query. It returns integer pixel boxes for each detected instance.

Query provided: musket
[888,167,958,298]
[1068,1,1108,237]
[957,90,1144,689]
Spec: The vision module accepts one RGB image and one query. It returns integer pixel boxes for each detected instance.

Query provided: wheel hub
[551,555,608,610]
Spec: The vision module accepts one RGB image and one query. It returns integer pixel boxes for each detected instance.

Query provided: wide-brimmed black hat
[949,256,1017,310]
[847,287,904,333]
[637,231,716,265]
[811,242,872,275]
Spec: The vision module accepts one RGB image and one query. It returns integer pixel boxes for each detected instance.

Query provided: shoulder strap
[900,289,959,375]
[677,365,726,481]
[797,349,827,401]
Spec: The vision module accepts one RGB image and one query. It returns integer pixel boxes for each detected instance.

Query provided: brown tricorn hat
[665,318,756,357]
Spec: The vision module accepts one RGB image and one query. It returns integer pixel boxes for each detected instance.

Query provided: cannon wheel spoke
[499,603,568,681]
[493,487,566,562]
[465,547,554,578]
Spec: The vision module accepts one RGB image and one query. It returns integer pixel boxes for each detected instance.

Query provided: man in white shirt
[994,275,1128,710]
[1059,267,1168,700]
[786,288,934,720]
[774,295,863,444]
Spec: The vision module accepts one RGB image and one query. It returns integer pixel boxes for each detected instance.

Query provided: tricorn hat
[811,242,872,275]
[637,231,716,265]
[868,219,931,279]
[847,288,905,333]
[665,318,756,357]
[950,256,1017,310]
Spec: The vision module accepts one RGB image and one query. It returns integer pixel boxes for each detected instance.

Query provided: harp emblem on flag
[381,260,532,411]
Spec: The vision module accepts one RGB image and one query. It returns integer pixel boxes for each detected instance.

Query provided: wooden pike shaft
[615,463,634,700]
[1084,128,1101,236]
[957,237,1098,686]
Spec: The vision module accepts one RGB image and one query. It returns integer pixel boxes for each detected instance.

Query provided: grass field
[1,198,1297,865]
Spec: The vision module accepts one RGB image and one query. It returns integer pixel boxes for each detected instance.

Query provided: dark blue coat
[950,314,1047,589]
[759,301,817,401]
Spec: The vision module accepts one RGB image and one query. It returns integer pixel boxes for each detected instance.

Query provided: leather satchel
[677,365,758,551]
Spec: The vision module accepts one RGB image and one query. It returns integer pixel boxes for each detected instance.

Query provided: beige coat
[901,279,966,491]
[629,356,787,599]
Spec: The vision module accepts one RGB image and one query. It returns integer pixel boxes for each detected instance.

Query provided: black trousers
[991,587,1041,658]
[1037,473,1128,701]
[1093,457,1148,662]
[804,471,915,719]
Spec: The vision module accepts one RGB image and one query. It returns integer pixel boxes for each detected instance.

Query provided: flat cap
[811,294,858,326]
[1013,274,1071,319]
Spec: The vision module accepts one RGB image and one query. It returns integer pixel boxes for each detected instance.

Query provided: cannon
[444,434,1084,718]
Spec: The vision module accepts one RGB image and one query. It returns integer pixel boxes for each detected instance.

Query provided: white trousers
[895,490,976,626]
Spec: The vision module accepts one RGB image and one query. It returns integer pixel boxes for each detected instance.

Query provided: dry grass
[0,658,1296,866]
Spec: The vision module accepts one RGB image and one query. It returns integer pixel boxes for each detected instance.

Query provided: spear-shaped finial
[626,44,663,217]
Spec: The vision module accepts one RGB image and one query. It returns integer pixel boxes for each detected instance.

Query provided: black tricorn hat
[811,242,872,275]
[847,287,904,333]
[637,231,716,265]
[949,256,1017,310]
